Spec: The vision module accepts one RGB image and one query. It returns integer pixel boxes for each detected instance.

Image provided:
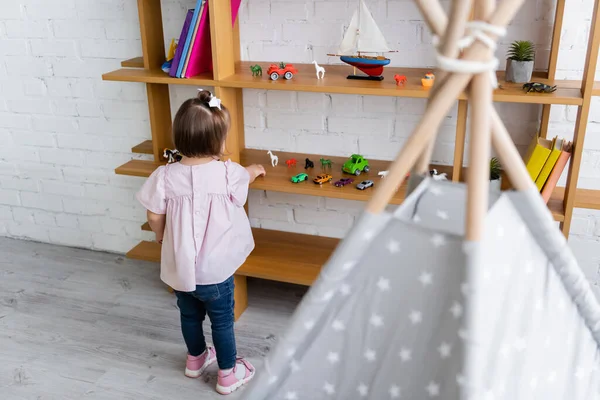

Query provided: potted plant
[505,40,535,83]
[490,157,502,192]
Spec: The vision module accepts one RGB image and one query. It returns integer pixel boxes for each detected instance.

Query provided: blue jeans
[175,276,236,370]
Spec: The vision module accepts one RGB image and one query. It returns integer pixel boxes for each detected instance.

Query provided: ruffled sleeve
[225,160,250,207]
[136,165,167,214]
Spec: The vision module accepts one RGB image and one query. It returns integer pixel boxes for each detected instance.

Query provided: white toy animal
[267,150,279,167]
[312,60,325,79]
[378,170,389,178]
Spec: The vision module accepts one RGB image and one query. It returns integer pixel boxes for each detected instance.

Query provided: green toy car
[291,172,308,183]
[342,154,370,176]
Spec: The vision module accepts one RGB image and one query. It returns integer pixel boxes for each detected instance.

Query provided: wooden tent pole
[465,0,495,241]
[413,0,472,175]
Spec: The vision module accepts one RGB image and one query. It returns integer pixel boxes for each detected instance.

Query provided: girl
[136,90,265,395]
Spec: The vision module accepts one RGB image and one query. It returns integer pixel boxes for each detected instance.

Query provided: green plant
[490,157,502,181]
[507,40,535,62]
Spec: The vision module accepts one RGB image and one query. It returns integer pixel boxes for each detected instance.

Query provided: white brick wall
[1,0,600,288]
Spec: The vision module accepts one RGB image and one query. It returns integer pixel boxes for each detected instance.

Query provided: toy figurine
[267,150,279,167]
[342,154,370,176]
[291,173,308,183]
[312,60,325,79]
[430,169,448,181]
[286,158,297,167]
[378,170,389,178]
[522,82,557,93]
[267,62,298,80]
[320,158,332,168]
[421,72,435,87]
[313,174,333,185]
[394,74,407,85]
[250,64,262,77]
[305,158,314,169]
[163,148,182,164]
[356,180,374,190]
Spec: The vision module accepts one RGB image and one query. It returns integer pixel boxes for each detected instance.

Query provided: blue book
[169,9,194,78]
[176,0,204,78]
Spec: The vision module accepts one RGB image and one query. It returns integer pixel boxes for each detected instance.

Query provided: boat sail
[330,0,393,79]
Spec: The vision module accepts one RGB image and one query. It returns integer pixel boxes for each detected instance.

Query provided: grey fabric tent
[243,0,600,398]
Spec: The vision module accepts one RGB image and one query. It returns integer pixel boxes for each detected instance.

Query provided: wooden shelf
[131,140,153,154]
[117,148,568,221]
[102,68,216,86]
[213,62,583,105]
[241,149,452,205]
[121,57,144,68]
[551,187,600,210]
[128,228,337,286]
[114,159,162,177]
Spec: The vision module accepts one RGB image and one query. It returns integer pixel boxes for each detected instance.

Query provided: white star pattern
[458,329,468,340]
[497,225,505,238]
[535,299,544,311]
[389,385,401,398]
[438,342,451,358]
[290,359,300,372]
[456,374,465,386]
[419,271,433,286]
[413,215,422,223]
[399,347,412,362]
[357,383,369,397]
[409,310,422,325]
[285,391,298,400]
[483,390,496,400]
[387,239,400,254]
[323,382,335,395]
[268,375,278,385]
[286,347,296,357]
[524,260,534,275]
[370,313,384,327]
[436,210,449,220]
[575,366,586,380]
[558,299,567,312]
[342,261,357,271]
[304,320,315,330]
[363,230,375,240]
[429,186,443,196]
[431,234,446,247]
[514,337,527,352]
[426,381,440,397]
[322,290,335,301]
[339,284,351,296]
[377,277,390,291]
[499,343,510,358]
[364,349,376,362]
[450,302,463,318]
[460,283,470,296]
[529,376,539,389]
[327,352,340,364]
[332,319,345,332]
[547,370,557,383]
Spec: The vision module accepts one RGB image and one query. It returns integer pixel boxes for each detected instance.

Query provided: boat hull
[340,56,391,77]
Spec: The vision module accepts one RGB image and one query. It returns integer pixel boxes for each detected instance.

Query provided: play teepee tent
[244,0,600,399]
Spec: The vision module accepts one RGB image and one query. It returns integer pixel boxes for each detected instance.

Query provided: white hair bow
[197,88,222,110]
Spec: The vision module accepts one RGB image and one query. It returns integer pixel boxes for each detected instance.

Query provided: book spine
[176,0,204,78]
[541,151,572,203]
[170,10,194,78]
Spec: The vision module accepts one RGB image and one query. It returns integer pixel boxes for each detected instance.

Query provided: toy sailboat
[328,0,394,81]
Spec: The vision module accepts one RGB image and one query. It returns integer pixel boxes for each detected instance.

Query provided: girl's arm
[147,210,166,244]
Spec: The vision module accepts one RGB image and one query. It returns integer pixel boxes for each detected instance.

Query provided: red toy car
[268,62,298,81]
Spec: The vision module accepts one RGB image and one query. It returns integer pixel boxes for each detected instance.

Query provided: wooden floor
[0,237,307,399]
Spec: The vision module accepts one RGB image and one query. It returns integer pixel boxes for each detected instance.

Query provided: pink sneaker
[185,346,217,378]
[216,358,255,395]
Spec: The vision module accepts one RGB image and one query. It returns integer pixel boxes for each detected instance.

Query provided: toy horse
[305,158,314,169]
[267,150,279,167]
[163,148,182,164]
[394,74,407,85]
[286,158,297,167]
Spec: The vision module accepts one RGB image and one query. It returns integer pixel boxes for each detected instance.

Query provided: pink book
[184,0,242,78]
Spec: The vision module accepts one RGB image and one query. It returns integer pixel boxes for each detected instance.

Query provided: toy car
[267,62,298,81]
[291,173,308,183]
[343,154,370,176]
[334,178,354,187]
[313,174,333,185]
[356,180,374,190]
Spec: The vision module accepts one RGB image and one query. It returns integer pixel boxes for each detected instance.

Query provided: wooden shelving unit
[103,0,600,318]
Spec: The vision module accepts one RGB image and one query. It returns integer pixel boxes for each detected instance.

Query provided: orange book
[540,141,572,204]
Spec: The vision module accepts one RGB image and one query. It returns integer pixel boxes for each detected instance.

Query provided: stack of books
[169,0,241,78]
[524,134,573,203]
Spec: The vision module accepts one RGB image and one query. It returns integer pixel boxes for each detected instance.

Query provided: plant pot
[505,59,534,83]
[490,178,502,193]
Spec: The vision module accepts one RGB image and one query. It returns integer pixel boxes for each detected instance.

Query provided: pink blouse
[136,160,254,292]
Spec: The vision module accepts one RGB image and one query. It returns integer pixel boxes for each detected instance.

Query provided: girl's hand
[246,164,266,183]
[156,232,164,244]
